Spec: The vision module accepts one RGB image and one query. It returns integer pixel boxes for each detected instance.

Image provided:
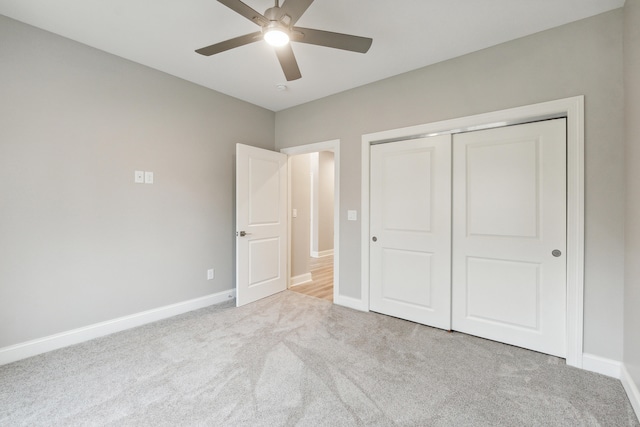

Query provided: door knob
[372,236,377,242]
[552,249,562,257]
[237,231,251,237]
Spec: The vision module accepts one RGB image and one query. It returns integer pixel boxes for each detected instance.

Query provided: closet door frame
[360,96,584,368]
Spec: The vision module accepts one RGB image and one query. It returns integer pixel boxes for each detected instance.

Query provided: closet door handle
[552,249,561,257]
[372,236,377,242]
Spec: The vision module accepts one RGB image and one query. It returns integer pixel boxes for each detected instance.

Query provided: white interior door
[236,143,287,307]
[369,135,452,330]
[452,119,567,357]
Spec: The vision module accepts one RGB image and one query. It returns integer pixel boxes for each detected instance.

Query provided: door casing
[361,96,585,368]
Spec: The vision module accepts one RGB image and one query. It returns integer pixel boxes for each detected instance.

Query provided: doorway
[280,140,340,303]
[288,151,335,301]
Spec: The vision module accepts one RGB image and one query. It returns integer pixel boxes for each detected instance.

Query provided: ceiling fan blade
[195,31,262,56]
[292,27,372,53]
[277,0,314,26]
[217,0,269,26]
[274,44,302,81]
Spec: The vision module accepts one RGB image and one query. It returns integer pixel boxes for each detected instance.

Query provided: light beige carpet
[1,290,638,426]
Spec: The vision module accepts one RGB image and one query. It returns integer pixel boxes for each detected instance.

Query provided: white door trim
[361,96,584,368]
[281,140,340,304]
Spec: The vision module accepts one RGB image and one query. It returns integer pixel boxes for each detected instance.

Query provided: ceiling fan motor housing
[264,5,291,26]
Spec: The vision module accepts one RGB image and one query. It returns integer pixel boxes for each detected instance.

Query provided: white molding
[334,294,368,312]
[281,140,339,156]
[0,289,235,366]
[361,96,585,368]
[565,97,585,368]
[621,364,640,420]
[311,249,334,258]
[290,273,313,287]
[281,140,340,304]
[361,139,371,311]
[582,353,621,378]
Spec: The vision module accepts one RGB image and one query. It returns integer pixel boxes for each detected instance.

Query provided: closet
[369,119,567,357]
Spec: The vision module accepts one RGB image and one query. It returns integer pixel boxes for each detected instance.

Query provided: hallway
[290,255,333,302]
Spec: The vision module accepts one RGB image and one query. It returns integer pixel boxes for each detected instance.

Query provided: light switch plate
[347,210,357,221]
[134,170,144,183]
[144,171,154,184]
[292,208,297,218]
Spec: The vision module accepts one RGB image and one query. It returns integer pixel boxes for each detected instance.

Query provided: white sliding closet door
[451,119,567,357]
[370,135,452,330]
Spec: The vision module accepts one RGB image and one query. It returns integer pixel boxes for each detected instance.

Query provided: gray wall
[275,11,625,360]
[318,151,334,253]
[0,16,275,347]
[310,153,319,255]
[624,0,640,392]
[290,154,311,278]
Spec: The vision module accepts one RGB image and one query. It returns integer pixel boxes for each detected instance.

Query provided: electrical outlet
[207,269,215,280]
[144,171,154,184]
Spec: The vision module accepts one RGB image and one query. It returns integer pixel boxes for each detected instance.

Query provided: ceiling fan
[195,0,373,81]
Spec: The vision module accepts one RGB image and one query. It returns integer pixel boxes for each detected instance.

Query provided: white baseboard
[290,273,312,287]
[310,249,334,258]
[0,289,235,366]
[621,364,640,420]
[334,294,368,312]
[581,353,621,378]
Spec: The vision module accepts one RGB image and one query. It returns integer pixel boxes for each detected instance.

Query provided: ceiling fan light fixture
[264,27,290,47]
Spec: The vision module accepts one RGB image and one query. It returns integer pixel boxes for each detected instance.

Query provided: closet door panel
[452,119,567,357]
[370,135,452,330]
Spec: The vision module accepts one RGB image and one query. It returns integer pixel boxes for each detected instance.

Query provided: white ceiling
[0,0,625,111]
